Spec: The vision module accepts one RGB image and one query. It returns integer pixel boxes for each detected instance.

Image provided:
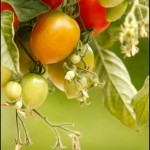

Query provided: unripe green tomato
[106,1,128,22]
[99,0,124,8]
[22,73,48,109]
[4,81,22,103]
[1,65,12,87]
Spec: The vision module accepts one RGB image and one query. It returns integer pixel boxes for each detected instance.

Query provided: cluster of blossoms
[119,20,139,57]
[119,0,149,57]
[64,42,101,106]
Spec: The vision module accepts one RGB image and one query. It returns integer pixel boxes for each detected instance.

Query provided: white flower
[131,44,139,56]
[81,90,89,99]
[70,54,81,64]
[140,25,148,37]
[17,110,26,118]
[65,71,75,81]
[15,143,22,150]
[15,101,23,110]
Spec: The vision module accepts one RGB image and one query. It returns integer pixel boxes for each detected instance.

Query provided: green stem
[137,3,149,10]
[15,34,46,75]
[17,112,31,145]
[16,110,21,142]
[32,109,77,134]
[78,15,86,32]
[15,34,35,62]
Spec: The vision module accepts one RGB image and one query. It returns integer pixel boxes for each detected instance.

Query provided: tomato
[1,2,19,27]
[106,1,128,22]
[30,10,80,64]
[4,81,22,103]
[48,44,94,91]
[41,0,62,10]
[48,60,66,91]
[22,73,48,109]
[1,65,13,87]
[99,0,124,8]
[78,0,110,35]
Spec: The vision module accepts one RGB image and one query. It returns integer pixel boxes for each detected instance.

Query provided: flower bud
[15,100,23,110]
[70,54,81,64]
[65,71,75,81]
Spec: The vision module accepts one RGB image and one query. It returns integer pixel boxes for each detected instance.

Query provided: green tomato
[22,73,48,109]
[4,81,22,103]
[1,65,12,87]
[99,0,124,8]
[106,1,128,22]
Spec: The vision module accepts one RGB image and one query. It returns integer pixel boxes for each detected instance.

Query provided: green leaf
[7,0,49,22]
[1,11,19,74]
[132,76,149,130]
[93,41,137,129]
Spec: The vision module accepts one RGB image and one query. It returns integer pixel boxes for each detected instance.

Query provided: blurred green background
[1,38,149,150]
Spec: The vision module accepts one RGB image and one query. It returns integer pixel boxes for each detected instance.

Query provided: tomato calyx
[61,0,80,18]
[29,61,46,75]
[80,29,94,44]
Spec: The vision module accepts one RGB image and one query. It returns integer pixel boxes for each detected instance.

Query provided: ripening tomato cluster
[1,0,128,108]
[1,65,49,110]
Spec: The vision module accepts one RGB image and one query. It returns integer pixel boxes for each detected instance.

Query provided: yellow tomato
[30,10,80,64]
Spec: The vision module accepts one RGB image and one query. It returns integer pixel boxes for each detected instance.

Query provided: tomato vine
[1,0,149,150]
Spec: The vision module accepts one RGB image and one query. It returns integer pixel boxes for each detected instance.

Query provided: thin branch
[32,109,79,134]
[17,111,31,146]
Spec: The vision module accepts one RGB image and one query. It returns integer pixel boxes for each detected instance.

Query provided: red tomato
[78,0,110,35]
[1,2,19,27]
[41,0,62,10]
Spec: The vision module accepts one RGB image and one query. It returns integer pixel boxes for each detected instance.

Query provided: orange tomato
[30,10,80,64]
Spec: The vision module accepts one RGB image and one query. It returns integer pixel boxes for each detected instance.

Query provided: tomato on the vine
[78,0,110,35]
[30,10,80,64]
[99,0,124,8]
[41,0,62,10]
[1,2,19,27]
[4,81,22,103]
[1,65,12,87]
[22,73,48,109]
[48,45,94,91]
